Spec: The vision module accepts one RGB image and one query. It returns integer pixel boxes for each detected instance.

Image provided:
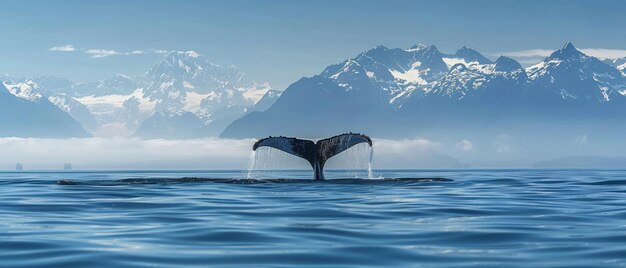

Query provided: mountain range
[222,42,626,142]
[1,51,276,138]
[3,42,626,143]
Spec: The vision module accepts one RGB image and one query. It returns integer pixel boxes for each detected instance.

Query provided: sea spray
[323,142,374,179]
[246,147,310,179]
[368,146,375,179]
[246,151,257,179]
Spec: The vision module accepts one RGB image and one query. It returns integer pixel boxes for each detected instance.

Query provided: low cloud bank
[0,137,467,170]
[0,137,254,170]
[4,135,612,170]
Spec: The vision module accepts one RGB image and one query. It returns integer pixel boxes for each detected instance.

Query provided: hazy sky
[1,0,625,89]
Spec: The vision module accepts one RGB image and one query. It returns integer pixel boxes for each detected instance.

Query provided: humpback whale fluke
[252,133,373,181]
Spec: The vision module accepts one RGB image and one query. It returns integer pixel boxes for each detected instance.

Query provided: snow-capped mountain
[143,51,267,112]
[2,79,98,131]
[426,56,526,99]
[222,43,498,138]
[526,42,626,102]
[451,46,493,65]
[6,41,626,140]
[315,44,499,108]
[29,74,74,94]
[319,44,450,107]
[2,51,273,138]
[72,74,138,97]
[135,87,280,138]
[250,89,282,112]
[128,51,272,138]
[222,42,626,139]
[0,82,90,138]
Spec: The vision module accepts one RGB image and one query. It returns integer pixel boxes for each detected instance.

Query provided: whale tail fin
[316,133,372,167]
[253,136,317,166]
[252,133,372,180]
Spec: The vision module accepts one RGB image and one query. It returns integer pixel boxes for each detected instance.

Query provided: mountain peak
[424,44,439,52]
[183,51,200,58]
[456,46,472,52]
[372,44,386,49]
[417,45,442,59]
[364,44,390,54]
[562,42,576,51]
[547,42,585,61]
[161,50,202,59]
[454,46,493,64]
[111,73,132,80]
[494,56,522,72]
[407,43,428,51]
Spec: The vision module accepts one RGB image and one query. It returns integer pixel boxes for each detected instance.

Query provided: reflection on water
[1,170,626,267]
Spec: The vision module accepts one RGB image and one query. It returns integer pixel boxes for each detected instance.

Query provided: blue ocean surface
[1,169,625,267]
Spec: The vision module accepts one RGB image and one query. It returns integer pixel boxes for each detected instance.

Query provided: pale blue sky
[1,0,624,89]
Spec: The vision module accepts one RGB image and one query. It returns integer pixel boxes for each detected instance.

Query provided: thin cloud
[84,48,163,58]
[48,44,76,52]
[48,45,167,58]
[579,48,626,59]
[494,49,553,58]
[85,49,123,58]
[493,48,626,60]
[455,139,474,152]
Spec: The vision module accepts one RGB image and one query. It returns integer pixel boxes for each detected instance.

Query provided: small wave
[583,180,626,186]
[56,177,452,186]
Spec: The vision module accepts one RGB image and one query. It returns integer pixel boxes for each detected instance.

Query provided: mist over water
[1,169,625,267]
[4,136,618,171]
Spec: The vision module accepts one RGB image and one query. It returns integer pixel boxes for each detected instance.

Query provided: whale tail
[252,133,372,180]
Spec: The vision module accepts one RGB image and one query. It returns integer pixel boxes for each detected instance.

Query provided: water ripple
[0,170,625,267]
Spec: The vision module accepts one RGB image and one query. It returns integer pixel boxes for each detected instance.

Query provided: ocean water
[1,169,625,267]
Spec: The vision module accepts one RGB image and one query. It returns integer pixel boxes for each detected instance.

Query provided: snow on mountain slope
[0,82,90,138]
[76,88,156,115]
[3,80,45,102]
[604,57,626,76]
[72,74,138,97]
[441,57,476,69]
[143,51,265,111]
[3,80,98,131]
[320,44,451,107]
[128,51,272,138]
[452,46,494,65]
[30,74,74,94]
[441,47,493,70]
[74,88,156,133]
[47,93,99,131]
[613,59,626,77]
[526,42,626,102]
[427,56,526,99]
[242,82,272,103]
